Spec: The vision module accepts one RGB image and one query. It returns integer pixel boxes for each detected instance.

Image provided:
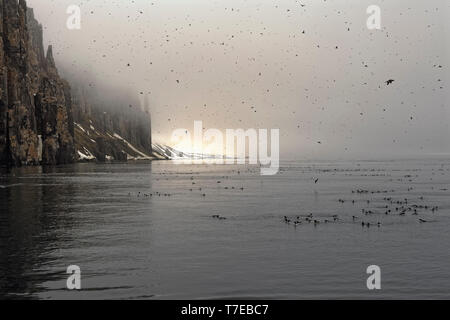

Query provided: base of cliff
[74,119,165,163]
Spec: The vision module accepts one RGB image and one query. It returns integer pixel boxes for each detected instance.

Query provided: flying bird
[385,79,395,85]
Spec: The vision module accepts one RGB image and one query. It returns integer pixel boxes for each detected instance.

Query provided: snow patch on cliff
[113,133,153,159]
[77,148,95,160]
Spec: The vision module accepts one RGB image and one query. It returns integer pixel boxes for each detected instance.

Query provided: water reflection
[1,163,155,299]
[1,161,450,299]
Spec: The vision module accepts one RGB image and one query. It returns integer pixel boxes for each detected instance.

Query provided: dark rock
[1,1,153,166]
[70,82,153,162]
[0,0,75,166]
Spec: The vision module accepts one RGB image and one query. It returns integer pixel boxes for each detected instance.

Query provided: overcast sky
[27,0,450,159]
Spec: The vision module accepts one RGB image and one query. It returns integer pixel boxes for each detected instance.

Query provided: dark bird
[385,79,395,85]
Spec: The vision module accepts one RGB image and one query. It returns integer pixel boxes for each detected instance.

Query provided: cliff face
[1,0,155,166]
[0,0,75,166]
[71,87,155,162]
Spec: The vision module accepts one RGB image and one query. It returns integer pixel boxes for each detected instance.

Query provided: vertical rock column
[2,0,39,165]
[0,0,9,163]
[0,0,76,166]
[34,46,75,165]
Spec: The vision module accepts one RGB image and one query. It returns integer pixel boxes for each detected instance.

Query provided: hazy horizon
[27,0,450,160]
[3,0,450,302]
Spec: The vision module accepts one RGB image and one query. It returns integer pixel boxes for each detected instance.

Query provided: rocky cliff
[70,85,156,162]
[0,0,75,166]
[0,0,156,166]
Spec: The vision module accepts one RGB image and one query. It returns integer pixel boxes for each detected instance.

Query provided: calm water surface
[1,160,450,299]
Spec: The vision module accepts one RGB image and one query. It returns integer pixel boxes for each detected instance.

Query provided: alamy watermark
[366,265,381,290]
[66,265,81,290]
[367,5,381,30]
[171,121,279,176]
[66,5,81,30]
